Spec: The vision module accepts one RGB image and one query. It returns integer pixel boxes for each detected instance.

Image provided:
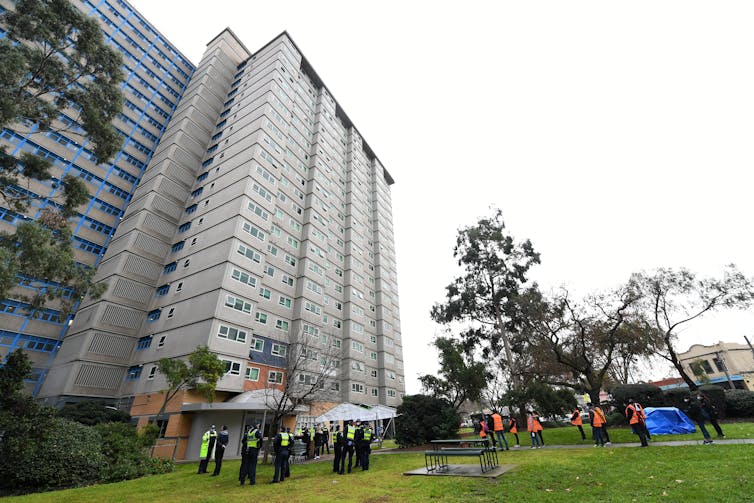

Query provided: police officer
[240,423,262,485]
[360,422,373,470]
[332,425,343,473]
[212,425,229,476]
[339,420,357,474]
[197,425,217,474]
[272,427,292,483]
[354,420,364,468]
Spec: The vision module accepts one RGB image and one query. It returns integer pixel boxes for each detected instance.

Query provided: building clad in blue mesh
[0,0,195,394]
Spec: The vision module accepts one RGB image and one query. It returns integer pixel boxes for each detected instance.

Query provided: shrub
[96,422,151,482]
[395,395,460,447]
[58,400,131,426]
[145,456,175,475]
[663,388,691,410]
[605,412,626,427]
[611,384,664,411]
[0,416,104,495]
[724,389,754,418]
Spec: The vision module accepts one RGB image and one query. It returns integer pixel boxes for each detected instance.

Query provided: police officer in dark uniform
[240,423,262,485]
[332,425,343,473]
[339,420,357,474]
[272,427,292,483]
[354,420,364,469]
[360,423,373,470]
[212,425,229,476]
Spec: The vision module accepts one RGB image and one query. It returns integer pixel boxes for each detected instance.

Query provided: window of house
[245,366,260,381]
[268,370,283,384]
[271,343,287,357]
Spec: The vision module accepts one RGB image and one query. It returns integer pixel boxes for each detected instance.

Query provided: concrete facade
[0,0,194,395]
[35,28,404,458]
[678,341,754,390]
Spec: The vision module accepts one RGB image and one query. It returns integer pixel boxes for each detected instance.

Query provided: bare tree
[261,324,342,462]
[634,266,754,390]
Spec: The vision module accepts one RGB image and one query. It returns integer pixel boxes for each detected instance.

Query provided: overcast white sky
[131,1,754,394]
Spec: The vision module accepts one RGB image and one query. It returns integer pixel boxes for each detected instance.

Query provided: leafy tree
[58,400,131,426]
[523,283,659,404]
[523,381,577,420]
[634,266,754,390]
[610,383,664,410]
[0,0,123,314]
[155,346,225,422]
[395,395,460,447]
[0,347,32,402]
[431,208,540,397]
[419,336,489,411]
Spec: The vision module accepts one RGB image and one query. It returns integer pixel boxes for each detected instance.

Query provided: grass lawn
[8,443,752,502]
[486,422,754,446]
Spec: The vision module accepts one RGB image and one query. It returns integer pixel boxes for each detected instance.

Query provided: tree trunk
[665,334,698,391]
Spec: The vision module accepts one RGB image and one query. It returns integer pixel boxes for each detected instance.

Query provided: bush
[611,384,664,410]
[663,388,691,410]
[145,456,175,475]
[724,389,754,418]
[699,385,726,419]
[605,412,626,427]
[0,416,105,495]
[395,395,460,447]
[96,422,152,482]
[58,400,131,426]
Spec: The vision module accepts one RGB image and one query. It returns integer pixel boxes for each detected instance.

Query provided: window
[136,335,153,350]
[167,307,175,319]
[370,369,378,378]
[250,337,264,352]
[387,389,396,398]
[245,366,260,381]
[304,301,321,316]
[267,244,278,256]
[242,222,266,242]
[156,284,170,296]
[185,204,198,215]
[281,275,294,287]
[275,319,289,331]
[351,383,364,393]
[331,382,340,392]
[370,335,377,344]
[371,388,378,397]
[183,259,190,268]
[163,262,177,274]
[351,361,364,372]
[147,309,161,321]
[255,311,268,324]
[271,343,287,357]
[191,187,204,198]
[352,341,364,353]
[332,338,342,349]
[278,295,292,308]
[178,222,192,233]
[264,265,275,277]
[231,268,257,288]
[370,351,377,361]
[176,282,183,292]
[148,366,157,380]
[225,295,252,314]
[284,254,296,267]
[171,241,185,252]
[259,287,271,299]
[303,324,319,337]
[268,370,283,384]
[158,336,166,348]
[223,360,241,375]
[248,202,269,220]
[218,324,247,343]
[126,365,142,380]
[237,244,261,263]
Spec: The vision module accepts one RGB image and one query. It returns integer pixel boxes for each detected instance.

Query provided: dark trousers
[333,444,342,472]
[537,431,544,445]
[212,445,225,475]
[325,439,331,454]
[709,417,724,437]
[354,444,362,467]
[273,449,289,482]
[241,448,262,485]
[512,433,519,445]
[696,420,711,439]
[339,443,354,474]
[631,423,648,446]
[360,443,371,470]
[576,425,586,440]
[593,426,605,445]
[601,426,611,443]
[198,458,209,474]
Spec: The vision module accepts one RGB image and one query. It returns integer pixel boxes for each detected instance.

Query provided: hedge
[724,389,754,417]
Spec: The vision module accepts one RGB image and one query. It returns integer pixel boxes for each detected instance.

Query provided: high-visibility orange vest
[625,403,645,425]
[571,409,582,426]
[492,413,503,432]
[527,416,542,432]
[509,418,518,434]
[479,420,488,438]
[592,407,606,427]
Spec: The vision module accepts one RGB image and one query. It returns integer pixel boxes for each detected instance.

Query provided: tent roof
[315,403,397,422]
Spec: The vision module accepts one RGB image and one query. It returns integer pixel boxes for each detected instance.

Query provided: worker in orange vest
[527,411,543,449]
[625,397,649,447]
[507,416,520,448]
[589,403,606,446]
[479,417,490,447]
[491,411,510,451]
[571,406,586,440]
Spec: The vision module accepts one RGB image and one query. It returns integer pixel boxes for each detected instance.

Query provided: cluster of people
[197,425,229,475]
[682,392,725,444]
[332,419,374,474]
[295,425,330,460]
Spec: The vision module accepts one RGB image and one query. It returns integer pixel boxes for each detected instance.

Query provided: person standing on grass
[533,411,545,446]
[240,423,262,485]
[699,393,725,438]
[314,427,324,459]
[683,396,714,444]
[571,406,586,440]
[625,398,649,447]
[339,420,358,474]
[197,425,217,474]
[333,425,343,473]
[272,427,292,483]
[491,411,510,451]
[323,425,331,455]
[527,411,542,448]
[588,404,605,447]
[507,416,520,448]
[360,423,373,470]
[594,403,611,445]
[211,425,229,476]
[486,415,497,448]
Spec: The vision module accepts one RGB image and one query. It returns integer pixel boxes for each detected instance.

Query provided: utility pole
[744,335,754,359]
[714,351,735,389]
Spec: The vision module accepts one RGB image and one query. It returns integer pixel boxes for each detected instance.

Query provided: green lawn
[8,443,753,502]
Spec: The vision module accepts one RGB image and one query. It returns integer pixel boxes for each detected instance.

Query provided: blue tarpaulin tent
[644,407,696,434]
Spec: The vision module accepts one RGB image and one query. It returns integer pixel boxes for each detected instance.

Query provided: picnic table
[425,439,498,473]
